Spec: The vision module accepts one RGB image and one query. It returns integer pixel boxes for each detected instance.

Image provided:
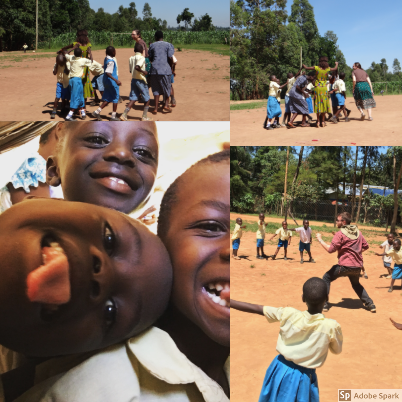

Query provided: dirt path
[0,48,229,121]
[231,230,402,401]
[230,95,402,145]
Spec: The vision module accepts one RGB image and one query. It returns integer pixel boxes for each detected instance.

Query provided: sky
[285,0,402,72]
[88,0,229,28]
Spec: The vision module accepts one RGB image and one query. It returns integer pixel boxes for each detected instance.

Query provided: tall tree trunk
[334,181,338,227]
[356,147,368,223]
[290,146,304,216]
[342,146,347,212]
[351,146,358,221]
[284,146,290,220]
[391,152,402,233]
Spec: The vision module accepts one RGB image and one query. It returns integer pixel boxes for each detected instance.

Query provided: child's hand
[173,72,176,77]
[374,253,381,256]
[116,80,122,86]
[390,318,402,330]
[331,231,336,235]
[316,233,322,241]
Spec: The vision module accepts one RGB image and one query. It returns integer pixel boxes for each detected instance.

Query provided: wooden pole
[36,0,38,51]
[300,46,302,69]
[284,146,290,220]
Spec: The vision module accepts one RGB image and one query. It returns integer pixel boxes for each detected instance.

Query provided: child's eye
[104,299,116,327]
[86,135,109,146]
[103,224,115,255]
[194,221,226,236]
[133,147,155,160]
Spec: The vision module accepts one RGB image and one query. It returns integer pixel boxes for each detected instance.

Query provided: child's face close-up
[162,162,230,346]
[50,122,158,214]
[0,198,172,357]
[237,218,242,225]
[388,235,394,244]
[282,222,287,229]
[393,240,401,251]
[303,221,309,229]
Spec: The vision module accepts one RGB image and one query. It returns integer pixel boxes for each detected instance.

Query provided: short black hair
[134,42,144,53]
[394,238,401,246]
[157,149,229,239]
[303,277,327,306]
[339,72,345,79]
[287,72,293,78]
[269,75,275,81]
[74,48,82,57]
[106,46,115,57]
[155,31,164,40]
[308,71,316,77]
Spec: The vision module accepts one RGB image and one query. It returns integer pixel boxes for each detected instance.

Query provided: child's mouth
[96,176,132,194]
[204,281,230,308]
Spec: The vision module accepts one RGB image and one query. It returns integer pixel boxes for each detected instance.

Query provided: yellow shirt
[232,223,242,240]
[129,53,147,82]
[53,62,70,88]
[65,54,92,78]
[263,306,343,369]
[333,79,346,94]
[286,77,296,96]
[12,327,229,402]
[257,221,266,240]
[275,228,292,241]
[268,81,279,97]
[88,60,104,76]
[387,248,402,264]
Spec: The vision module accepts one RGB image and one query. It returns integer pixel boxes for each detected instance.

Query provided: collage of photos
[1,0,402,401]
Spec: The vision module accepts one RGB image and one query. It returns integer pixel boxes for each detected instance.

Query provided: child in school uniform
[289,219,315,264]
[232,217,246,260]
[329,73,351,123]
[231,277,343,402]
[64,46,93,121]
[265,75,287,130]
[51,54,70,119]
[120,42,152,121]
[379,233,394,278]
[92,46,121,121]
[89,60,105,106]
[169,55,177,107]
[269,221,292,260]
[256,213,267,259]
[375,238,402,292]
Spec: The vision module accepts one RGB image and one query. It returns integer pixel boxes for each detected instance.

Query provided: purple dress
[288,75,309,114]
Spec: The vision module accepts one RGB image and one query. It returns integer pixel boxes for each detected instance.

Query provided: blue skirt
[392,263,402,279]
[103,76,120,103]
[69,77,85,109]
[258,355,319,402]
[306,97,313,113]
[267,96,282,119]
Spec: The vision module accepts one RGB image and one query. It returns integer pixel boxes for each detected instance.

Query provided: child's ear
[302,294,305,303]
[46,156,61,187]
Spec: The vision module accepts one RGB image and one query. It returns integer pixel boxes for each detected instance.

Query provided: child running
[256,213,267,259]
[64,45,94,121]
[379,233,395,278]
[231,277,343,402]
[329,73,351,123]
[269,221,292,260]
[375,238,402,292]
[232,217,246,260]
[92,46,121,121]
[51,54,70,119]
[289,219,315,264]
[120,42,152,121]
[264,76,287,130]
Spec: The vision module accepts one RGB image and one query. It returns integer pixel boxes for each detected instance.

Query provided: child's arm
[172,63,176,76]
[268,233,278,241]
[230,300,264,315]
[135,65,148,76]
[374,252,387,257]
[390,318,402,330]
[53,64,57,75]
[87,47,93,62]
[106,72,122,86]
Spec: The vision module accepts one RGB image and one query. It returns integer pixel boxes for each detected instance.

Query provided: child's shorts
[91,74,105,92]
[335,93,345,106]
[384,262,392,269]
[392,263,402,279]
[232,238,240,250]
[285,95,290,113]
[171,75,175,84]
[278,239,288,248]
[129,79,150,102]
[257,239,264,247]
[299,242,311,252]
[56,82,71,100]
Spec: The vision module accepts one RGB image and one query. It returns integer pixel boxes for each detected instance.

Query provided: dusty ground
[230,96,402,145]
[231,214,402,401]
[0,48,229,121]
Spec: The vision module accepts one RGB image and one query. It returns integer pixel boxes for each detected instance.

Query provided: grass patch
[250,265,255,268]
[0,53,56,67]
[230,99,285,111]
[173,43,229,56]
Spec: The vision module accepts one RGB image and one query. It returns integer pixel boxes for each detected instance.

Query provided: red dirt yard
[0,48,229,121]
[231,213,402,401]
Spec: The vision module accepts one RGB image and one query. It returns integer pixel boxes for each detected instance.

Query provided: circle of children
[52,29,177,122]
[0,123,229,401]
[231,212,402,401]
[265,56,377,130]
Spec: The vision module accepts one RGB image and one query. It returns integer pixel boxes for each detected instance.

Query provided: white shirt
[295,226,312,243]
[64,55,92,78]
[381,241,393,263]
[88,60,104,76]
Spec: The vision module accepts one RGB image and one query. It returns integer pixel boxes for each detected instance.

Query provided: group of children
[0,124,229,401]
[52,38,177,122]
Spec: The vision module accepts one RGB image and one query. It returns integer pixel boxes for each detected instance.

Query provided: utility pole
[36,0,38,51]
[284,146,290,220]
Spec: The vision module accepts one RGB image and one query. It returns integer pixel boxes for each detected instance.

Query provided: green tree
[192,14,214,31]
[142,2,152,18]
[177,8,194,30]
[324,30,338,45]
[393,58,401,74]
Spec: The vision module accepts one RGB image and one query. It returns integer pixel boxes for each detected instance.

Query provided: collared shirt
[13,327,229,402]
[129,53,147,82]
[381,241,393,263]
[268,81,279,97]
[286,77,296,96]
[387,248,402,265]
[328,230,369,267]
[333,79,346,94]
[64,55,92,78]
[148,41,174,75]
[295,227,312,243]
[54,62,70,88]
[275,227,292,241]
[88,60,104,76]
[263,306,343,369]
[257,221,265,239]
[232,223,242,240]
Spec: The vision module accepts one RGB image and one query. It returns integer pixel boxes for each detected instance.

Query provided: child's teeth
[219,299,227,307]
[207,283,215,290]
[212,295,221,304]
[110,177,126,185]
[224,283,230,291]
[216,284,223,291]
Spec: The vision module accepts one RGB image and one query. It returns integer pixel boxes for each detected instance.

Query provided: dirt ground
[231,214,402,401]
[230,95,402,145]
[0,48,229,121]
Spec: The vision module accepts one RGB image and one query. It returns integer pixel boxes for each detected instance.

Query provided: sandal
[287,122,296,128]
[233,256,241,260]
[368,117,373,121]
[360,114,366,121]
[163,106,172,113]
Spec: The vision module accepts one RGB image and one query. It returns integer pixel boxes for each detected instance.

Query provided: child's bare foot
[287,122,295,128]
[233,256,240,260]
[300,123,309,127]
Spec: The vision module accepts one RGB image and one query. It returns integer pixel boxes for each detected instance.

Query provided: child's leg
[272,247,280,259]
[92,101,109,120]
[283,246,288,258]
[120,100,136,121]
[153,94,160,114]
[170,85,176,106]
[51,97,60,119]
[261,244,265,256]
[110,102,119,120]
[300,250,304,260]
[256,246,260,257]
[288,113,298,127]
[389,278,396,292]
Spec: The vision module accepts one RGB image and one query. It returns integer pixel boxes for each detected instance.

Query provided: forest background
[230,0,402,100]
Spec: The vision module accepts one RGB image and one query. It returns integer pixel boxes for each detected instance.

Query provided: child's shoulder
[322,315,341,330]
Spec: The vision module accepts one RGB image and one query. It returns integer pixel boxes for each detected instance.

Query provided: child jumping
[120,42,152,121]
[256,213,267,259]
[289,219,315,264]
[269,221,292,260]
[232,217,246,260]
[92,46,121,121]
[375,238,402,292]
[51,53,70,119]
[379,233,395,278]
[231,277,343,402]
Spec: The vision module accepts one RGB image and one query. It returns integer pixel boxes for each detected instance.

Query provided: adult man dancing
[316,212,376,313]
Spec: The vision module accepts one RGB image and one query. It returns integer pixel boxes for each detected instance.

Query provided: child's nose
[103,146,136,167]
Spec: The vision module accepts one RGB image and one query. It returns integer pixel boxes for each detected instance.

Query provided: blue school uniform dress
[69,77,85,109]
[232,223,242,250]
[103,57,120,103]
[392,264,402,279]
[259,306,343,402]
[306,96,313,113]
[329,83,338,108]
[92,74,105,92]
[267,82,282,119]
